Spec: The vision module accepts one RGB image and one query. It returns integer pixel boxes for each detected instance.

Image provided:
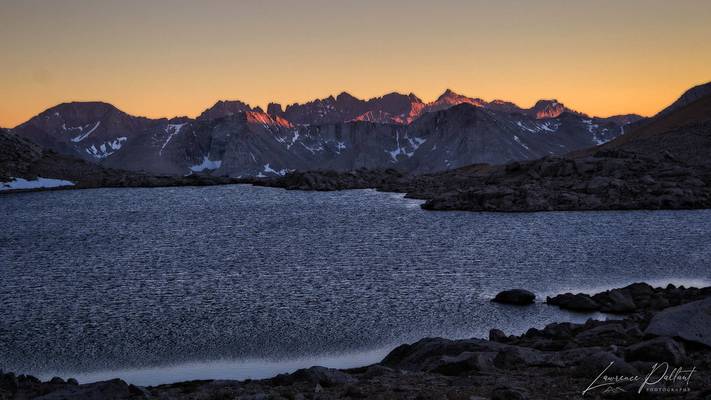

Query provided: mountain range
[260,81,711,212]
[8,89,642,177]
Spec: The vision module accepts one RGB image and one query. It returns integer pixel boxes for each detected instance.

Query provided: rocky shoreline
[0,171,246,195]
[3,282,709,399]
[7,147,711,215]
[254,150,711,213]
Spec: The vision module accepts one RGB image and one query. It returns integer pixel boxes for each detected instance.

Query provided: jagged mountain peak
[28,101,123,124]
[198,99,254,121]
[407,93,423,102]
[168,116,192,124]
[210,99,250,107]
[284,94,336,110]
[528,99,582,119]
[429,90,487,113]
[243,110,294,128]
[411,103,490,128]
[530,99,563,118]
[51,101,117,110]
[18,101,138,135]
[436,89,471,101]
[208,109,294,129]
[335,91,358,102]
[486,99,524,114]
[377,91,424,104]
[434,89,486,105]
[267,102,284,115]
[351,110,397,124]
[533,99,561,107]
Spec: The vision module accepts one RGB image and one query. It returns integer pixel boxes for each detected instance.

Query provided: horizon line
[9,86,672,128]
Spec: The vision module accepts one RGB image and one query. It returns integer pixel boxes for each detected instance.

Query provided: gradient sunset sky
[2,0,710,127]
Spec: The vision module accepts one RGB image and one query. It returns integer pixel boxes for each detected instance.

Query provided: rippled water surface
[1,185,710,385]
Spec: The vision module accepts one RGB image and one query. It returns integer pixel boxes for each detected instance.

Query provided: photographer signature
[583,361,696,395]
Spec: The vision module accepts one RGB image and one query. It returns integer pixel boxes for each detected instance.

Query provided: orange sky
[1,0,710,127]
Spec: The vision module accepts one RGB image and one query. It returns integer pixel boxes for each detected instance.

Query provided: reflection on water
[1,185,710,385]
[38,347,394,386]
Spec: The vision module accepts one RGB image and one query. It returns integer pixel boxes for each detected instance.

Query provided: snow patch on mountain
[289,131,300,149]
[386,132,424,161]
[263,164,288,176]
[336,141,347,154]
[515,121,536,133]
[515,120,560,134]
[513,135,530,151]
[190,156,222,172]
[0,177,75,191]
[408,137,426,149]
[85,137,127,159]
[160,123,188,156]
[538,121,560,132]
[300,142,324,154]
[388,147,403,161]
[277,130,302,150]
[71,121,101,142]
[583,119,613,145]
[582,119,599,134]
[387,132,405,161]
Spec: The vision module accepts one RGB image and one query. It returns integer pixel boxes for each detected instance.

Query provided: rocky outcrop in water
[491,289,536,305]
[4,283,710,399]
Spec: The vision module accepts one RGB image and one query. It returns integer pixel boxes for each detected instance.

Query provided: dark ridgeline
[3,82,709,213]
[7,89,639,178]
[260,82,711,212]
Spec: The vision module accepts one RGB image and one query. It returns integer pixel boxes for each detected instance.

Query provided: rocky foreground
[254,149,711,212]
[2,283,710,400]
